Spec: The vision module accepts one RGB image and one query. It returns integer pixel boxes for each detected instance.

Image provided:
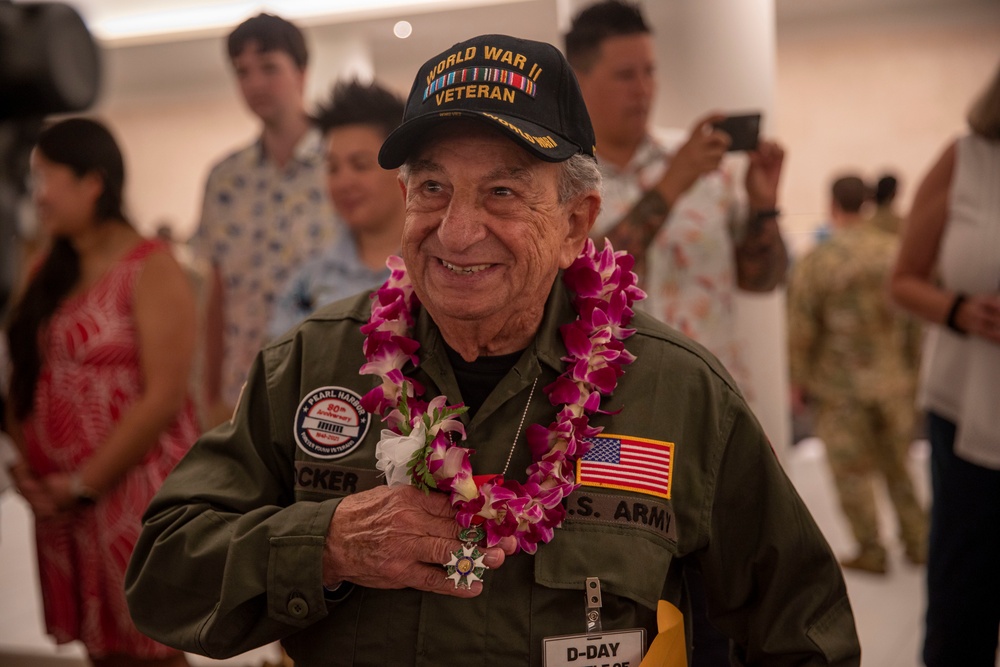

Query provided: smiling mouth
[440,259,491,275]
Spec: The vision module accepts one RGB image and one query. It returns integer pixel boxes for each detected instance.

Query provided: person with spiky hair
[268,80,406,340]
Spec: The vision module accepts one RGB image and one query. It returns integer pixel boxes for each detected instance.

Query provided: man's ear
[397,172,408,201]
[560,190,601,268]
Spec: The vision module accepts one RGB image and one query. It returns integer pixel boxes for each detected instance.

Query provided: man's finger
[413,562,485,598]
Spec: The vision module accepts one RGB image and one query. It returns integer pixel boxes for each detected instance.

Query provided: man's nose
[438,194,487,250]
[241,70,267,93]
[635,73,654,100]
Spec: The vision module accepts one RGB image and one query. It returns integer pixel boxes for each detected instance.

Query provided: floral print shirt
[593,132,751,390]
[193,128,339,405]
[268,233,392,340]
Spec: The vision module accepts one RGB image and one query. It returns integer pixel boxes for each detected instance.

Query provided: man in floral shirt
[193,13,338,425]
[565,1,787,394]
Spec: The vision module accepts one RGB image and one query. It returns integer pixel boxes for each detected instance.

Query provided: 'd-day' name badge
[543,628,645,667]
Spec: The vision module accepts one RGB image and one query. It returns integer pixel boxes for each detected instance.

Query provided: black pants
[923,412,1000,667]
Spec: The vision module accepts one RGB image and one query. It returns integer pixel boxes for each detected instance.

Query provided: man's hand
[745,140,785,210]
[654,112,730,206]
[323,485,515,598]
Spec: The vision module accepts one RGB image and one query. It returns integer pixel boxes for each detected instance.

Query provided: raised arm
[596,113,729,272]
[734,140,788,292]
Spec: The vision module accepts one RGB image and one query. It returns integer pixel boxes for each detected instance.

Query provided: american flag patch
[576,434,674,499]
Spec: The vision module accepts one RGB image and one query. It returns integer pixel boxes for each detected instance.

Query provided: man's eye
[492,186,513,197]
[423,181,443,193]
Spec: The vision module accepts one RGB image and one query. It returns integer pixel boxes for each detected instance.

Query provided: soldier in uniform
[126,34,860,666]
[788,175,927,574]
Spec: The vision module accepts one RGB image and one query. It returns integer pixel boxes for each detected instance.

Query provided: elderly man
[126,34,859,666]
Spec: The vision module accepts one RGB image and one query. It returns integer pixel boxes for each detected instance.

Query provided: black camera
[0,1,101,317]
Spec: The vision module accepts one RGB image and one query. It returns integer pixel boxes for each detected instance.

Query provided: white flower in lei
[359,242,645,554]
[375,424,427,487]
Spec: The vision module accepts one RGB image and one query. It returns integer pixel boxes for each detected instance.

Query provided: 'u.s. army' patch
[294,386,370,459]
[576,434,674,499]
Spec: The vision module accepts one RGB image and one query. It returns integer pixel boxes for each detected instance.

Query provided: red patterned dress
[20,238,199,657]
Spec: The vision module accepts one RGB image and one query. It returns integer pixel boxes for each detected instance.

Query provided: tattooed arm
[595,113,729,281]
[600,188,671,280]
[734,140,788,292]
[734,211,788,292]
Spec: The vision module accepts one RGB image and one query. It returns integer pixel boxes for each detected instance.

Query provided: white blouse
[918,132,1000,469]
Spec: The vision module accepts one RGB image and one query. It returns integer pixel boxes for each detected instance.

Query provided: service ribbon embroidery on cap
[422,43,544,107]
[424,67,537,101]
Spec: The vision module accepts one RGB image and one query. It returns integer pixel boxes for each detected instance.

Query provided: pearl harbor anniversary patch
[294,386,371,459]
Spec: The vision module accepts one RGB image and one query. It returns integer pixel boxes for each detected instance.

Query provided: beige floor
[0,438,935,667]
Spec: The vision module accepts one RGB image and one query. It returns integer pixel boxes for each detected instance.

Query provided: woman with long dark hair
[4,117,198,667]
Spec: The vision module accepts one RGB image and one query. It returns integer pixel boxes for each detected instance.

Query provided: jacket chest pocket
[536,490,678,611]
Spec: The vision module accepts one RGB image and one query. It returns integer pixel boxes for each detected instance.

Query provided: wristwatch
[69,472,99,506]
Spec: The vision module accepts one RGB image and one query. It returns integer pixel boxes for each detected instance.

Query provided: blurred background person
[890,59,1000,667]
[564,0,787,399]
[2,117,198,667]
[153,220,213,429]
[868,172,904,235]
[194,13,338,427]
[788,174,926,575]
[268,80,405,339]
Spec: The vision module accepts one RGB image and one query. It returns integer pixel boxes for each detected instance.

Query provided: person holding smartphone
[564,0,787,400]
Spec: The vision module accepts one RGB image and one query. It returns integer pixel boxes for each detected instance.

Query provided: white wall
[776,4,1000,256]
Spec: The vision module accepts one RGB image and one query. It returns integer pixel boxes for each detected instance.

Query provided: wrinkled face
[325,125,403,234]
[29,149,100,237]
[232,43,305,124]
[400,122,591,326]
[575,33,655,148]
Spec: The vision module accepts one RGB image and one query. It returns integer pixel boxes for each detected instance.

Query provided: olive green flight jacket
[125,280,860,666]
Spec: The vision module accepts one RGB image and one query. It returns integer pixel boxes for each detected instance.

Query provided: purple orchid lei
[359,239,645,554]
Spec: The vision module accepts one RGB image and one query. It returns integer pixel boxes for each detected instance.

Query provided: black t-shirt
[443,344,523,418]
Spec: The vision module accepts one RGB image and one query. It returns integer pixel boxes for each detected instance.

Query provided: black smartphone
[713,113,761,152]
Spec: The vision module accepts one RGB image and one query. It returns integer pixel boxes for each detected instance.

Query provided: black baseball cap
[378,34,596,168]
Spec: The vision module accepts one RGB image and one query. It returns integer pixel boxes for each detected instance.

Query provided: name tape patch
[294,461,381,497]
[294,386,371,459]
[565,490,677,541]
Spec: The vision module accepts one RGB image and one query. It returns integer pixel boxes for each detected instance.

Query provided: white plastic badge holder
[543,628,646,667]
[542,577,645,666]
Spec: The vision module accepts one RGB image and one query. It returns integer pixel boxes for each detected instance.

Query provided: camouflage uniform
[867,205,904,235]
[788,222,926,563]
